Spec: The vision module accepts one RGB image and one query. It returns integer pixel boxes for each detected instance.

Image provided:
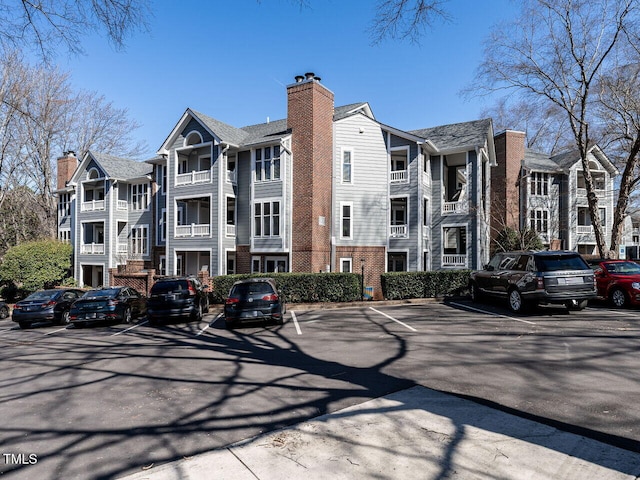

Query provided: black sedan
[69,286,146,327]
[224,278,285,328]
[12,288,85,329]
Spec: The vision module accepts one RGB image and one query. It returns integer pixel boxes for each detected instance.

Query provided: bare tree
[0,0,151,60]
[473,0,639,258]
[368,0,451,43]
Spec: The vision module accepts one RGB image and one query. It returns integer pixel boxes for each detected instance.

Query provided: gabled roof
[523,149,564,173]
[409,118,493,152]
[70,151,152,184]
[334,102,374,121]
[191,109,248,146]
[239,119,290,147]
[550,145,618,175]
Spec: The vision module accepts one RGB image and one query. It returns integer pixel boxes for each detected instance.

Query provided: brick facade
[56,152,78,189]
[287,73,334,274]
[334,246,386,300]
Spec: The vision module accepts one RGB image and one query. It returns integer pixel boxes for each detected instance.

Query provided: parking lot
[1,299,639,479]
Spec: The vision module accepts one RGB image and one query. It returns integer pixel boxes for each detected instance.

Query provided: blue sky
[60,0,520,158]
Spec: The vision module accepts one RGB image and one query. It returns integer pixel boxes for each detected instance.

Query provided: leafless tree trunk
[473,0,639,258]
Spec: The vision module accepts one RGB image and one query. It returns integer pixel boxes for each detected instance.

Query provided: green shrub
[0,240,72,294]
[210,272,361,304]
[381,270,471,300]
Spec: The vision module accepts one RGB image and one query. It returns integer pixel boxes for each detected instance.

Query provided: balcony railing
[176,170,211,186]
[389,224,408,238]
[442,201,468,215]
[175,223,211,237]
[81,243,105,255]
[117,200,128,210]
[117,243,128,254]
[390,170,408,183]
[442,254,467,267]
[226,224,236,236]
[577,225,594,234]
[226,170,237,184]
[82,200,105,212]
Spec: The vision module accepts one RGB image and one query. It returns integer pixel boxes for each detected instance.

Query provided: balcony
[117,200,128,210]
[390,170,408,183]
[390,224,408,238]
[82,200,105,212]
[577,225,593,234]
[176,170,211,186]
[175,223,211,238]
[117,243,128,254]
[442,254,467,267]
[81,243,105,255]
[226,170,237,184]
[442,201,468,215]
[226,224,236,236]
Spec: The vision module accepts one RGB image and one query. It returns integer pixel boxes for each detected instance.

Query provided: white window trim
[253,198,281,238]
[130,182,150,211]
[251,255,262,273]
[253,145,282,183]
[341,147,354,184]
[160,208,167,242]
[183,130,204,147]
[530,208,549,236]
[340,257,353,273]
[390,146,410,183]
[225,194,236,237]
[340,202,354,240]
[130,224,150,257]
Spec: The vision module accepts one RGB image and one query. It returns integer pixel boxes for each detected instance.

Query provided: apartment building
[56,74,497,294]
[493,130,619,254]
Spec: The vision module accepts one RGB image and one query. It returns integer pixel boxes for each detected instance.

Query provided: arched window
[184,131,203,146]
[87,168,100,180]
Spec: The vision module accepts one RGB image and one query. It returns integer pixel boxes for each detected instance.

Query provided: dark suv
[469,250,596,313]
[224,278,285,328]
[147,277,210,325]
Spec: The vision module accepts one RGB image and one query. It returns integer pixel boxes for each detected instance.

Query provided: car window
[231,282,275,297]
[605,261,640,274]
[62,291,78,300]
[151,281,185,294]
[25,290,58,301]
[513,255,531,271]
[535,254,589,271]
[499,255,517,270]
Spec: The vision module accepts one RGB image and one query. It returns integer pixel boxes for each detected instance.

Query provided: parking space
[1,300,639,479]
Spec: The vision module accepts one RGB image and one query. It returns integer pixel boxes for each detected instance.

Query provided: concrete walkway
[119,386,640,480]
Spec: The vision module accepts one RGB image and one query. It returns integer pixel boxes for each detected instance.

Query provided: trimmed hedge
[381,270,471,300]
[210,272,361,304]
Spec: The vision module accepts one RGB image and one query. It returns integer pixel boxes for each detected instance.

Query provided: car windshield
[151,281,186,294]
[535,254,588,272]
[230,283,274,297]
[604,261,640,275]
[82,289,119,299]
[23,290,59,301]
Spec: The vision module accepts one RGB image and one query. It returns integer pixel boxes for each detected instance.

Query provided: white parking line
[44,327,68,336]
[449,302,537,325]
[291,311,302,335]
[369,307,417,331]
[111,320,148,336]
[197,313,222,336]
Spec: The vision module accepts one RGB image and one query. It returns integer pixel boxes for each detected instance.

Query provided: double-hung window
[255,146,281,181]
[341,203,352,239]
[342,149,353,183]
[531,172,549,196]
[254,201,280,237]
[131,183,148,211]
[131,226,148,256]
[530,209,548,234]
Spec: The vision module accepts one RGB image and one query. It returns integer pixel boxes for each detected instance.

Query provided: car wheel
[508,289,526,313]
[60,310,71,325]
[0,306,8,319]
[193,304,203,322]
[610,288,628,308]
[203,299,209,314]
[566,299,588,311]
[123,308,132,324]
[470,282,481,303]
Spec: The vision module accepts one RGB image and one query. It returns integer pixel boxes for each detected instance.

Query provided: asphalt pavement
[119,385,640,480]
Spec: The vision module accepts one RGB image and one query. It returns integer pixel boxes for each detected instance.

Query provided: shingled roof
[409,118,493,151]
[523,149,564,172]
[90,152,152,180]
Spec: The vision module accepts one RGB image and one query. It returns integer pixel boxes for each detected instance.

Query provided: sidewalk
[119,386,640,480]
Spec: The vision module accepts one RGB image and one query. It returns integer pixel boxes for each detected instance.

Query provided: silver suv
[469,250,597,313]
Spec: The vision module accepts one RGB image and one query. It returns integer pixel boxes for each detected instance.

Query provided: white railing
[81,243,105,255]
[176,170,211,186]
[390,224,408,238]
[117,200,128,210]
[390,170,407,183]
[226,224,236,236]
[442,254,467,267]
[175,223,211,237]
[577,225,593,234]
[442,201,468,215]
[227,170,237,184]
[117,243,128,254]
[82,200,105,211]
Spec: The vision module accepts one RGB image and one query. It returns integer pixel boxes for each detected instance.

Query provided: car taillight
[537,278,544,289]
[42,301,56,308]
[225,297,240,305]
[262,294,279,302]
[13,304,22,310]
[188,284,197,296]
[108,299,119,306]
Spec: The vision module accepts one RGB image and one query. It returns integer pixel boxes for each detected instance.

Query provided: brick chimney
[57,151,78,189]
[492,130,525,242]
[287,73,334,273]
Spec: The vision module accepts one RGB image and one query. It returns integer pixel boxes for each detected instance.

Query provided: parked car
[224,278,285,328]
[0,301,9,320]
[590,259,640,308]
[469,250,597,313]
[69,286,146,327]
[147,277,210,325]
[12,288,85,329]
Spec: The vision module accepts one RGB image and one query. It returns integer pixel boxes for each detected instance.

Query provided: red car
[592,260,640,308]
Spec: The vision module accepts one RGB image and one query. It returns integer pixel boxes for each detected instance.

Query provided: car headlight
[631,282,640,290]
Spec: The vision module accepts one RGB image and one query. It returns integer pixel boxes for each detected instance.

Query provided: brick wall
[109,268,156,296]
[335,246,386,300]
[56,152,78,190]
[287,73,334,274]
[492,130,525,245]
